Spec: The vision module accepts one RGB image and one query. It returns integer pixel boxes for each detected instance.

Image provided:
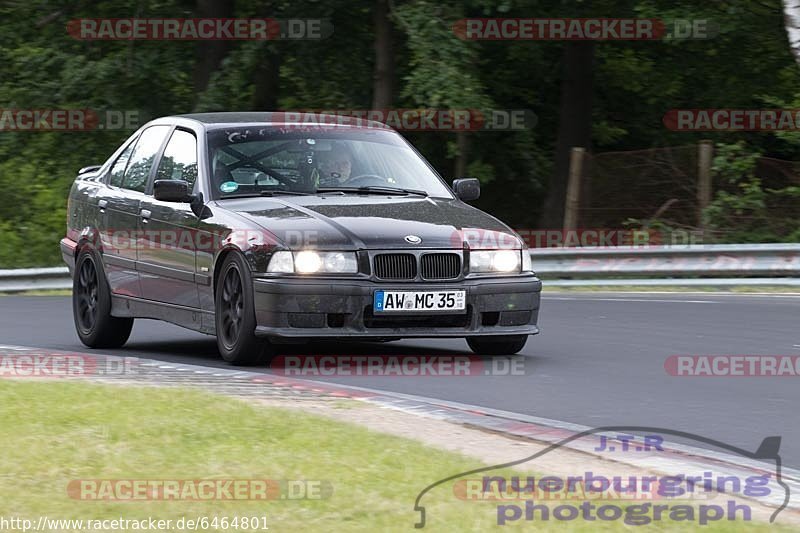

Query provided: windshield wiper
[260,190,312,196]
[219,190,311,199]
[316,186,428,197]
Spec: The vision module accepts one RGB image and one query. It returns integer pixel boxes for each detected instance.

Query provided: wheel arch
[212,245,245,297]
[212,242,272,296]
[74,227,104,258]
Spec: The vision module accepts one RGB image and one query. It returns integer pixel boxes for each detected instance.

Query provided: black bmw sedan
[61,113,542,364]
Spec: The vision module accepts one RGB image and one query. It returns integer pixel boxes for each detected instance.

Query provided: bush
[703,142,800,243]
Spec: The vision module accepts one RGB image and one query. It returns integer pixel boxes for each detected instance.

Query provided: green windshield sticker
[220,181,239,193]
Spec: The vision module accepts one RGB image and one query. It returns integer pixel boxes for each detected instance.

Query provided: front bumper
[252,275,541,339]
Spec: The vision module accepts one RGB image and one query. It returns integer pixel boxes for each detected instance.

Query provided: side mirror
[154,179,191,202]
[452,178,480,202]
[78,165,102,175]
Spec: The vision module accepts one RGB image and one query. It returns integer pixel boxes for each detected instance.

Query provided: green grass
[0,289,72,296]
[0,380,789,532]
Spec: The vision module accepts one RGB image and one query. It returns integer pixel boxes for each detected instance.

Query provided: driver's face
[320,157,352,181]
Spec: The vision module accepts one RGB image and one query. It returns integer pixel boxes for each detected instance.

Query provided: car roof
[166,112,389,130]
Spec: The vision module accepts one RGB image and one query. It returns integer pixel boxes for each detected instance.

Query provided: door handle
[140,209,151,223]
[98,199,107,212]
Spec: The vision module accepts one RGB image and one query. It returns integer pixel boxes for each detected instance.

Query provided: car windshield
[207,127,453,199]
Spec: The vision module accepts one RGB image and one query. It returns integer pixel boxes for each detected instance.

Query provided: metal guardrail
[530,243,800,277]
[0,244,798,291]
[530,243,800,286]
[0,267,72,292]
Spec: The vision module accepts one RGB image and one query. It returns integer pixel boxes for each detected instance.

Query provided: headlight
[521,250,533,272]
[267,251,294,273]
[470,250,521,273]
[267,250,358,274]
[295,250,323,273]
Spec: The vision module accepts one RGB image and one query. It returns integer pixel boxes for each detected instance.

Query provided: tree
[783,0,800,66]
[193,0,235,102]
[372,0,394,109]
[540,41,595,228]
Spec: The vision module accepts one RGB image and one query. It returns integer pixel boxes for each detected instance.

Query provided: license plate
[373,290,466,313]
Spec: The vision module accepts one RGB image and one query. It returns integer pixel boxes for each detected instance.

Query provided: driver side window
[156,129,198,188]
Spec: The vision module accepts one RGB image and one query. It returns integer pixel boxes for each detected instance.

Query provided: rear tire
[215,252,272,365]
[72,249,133,348]
[466,335,528,356]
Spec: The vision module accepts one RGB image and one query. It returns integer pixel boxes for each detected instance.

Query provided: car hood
[220,195,520,250]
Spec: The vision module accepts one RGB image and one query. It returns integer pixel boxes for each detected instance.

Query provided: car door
[96,137,139,296]
[137,128,202,308]
[103,125,172,297]
[99,125,170,296]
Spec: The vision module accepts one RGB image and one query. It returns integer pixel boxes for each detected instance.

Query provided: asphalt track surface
[1,292,798,467]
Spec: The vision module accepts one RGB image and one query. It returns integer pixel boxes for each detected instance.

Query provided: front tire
[215,253,272,365]
[72,249,133,348]
[466,335,528,356]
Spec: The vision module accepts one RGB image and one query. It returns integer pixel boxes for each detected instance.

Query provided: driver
[317,151,353,186]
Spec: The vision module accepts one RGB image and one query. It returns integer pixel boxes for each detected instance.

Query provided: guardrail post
[563,147,586,230]
[697,140,714,231]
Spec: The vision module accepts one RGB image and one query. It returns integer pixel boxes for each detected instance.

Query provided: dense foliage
[1,0,799,267]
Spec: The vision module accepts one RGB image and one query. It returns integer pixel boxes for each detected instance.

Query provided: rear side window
[109,140,136,187]
[121,125,170,193]
[156,130,198,187]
